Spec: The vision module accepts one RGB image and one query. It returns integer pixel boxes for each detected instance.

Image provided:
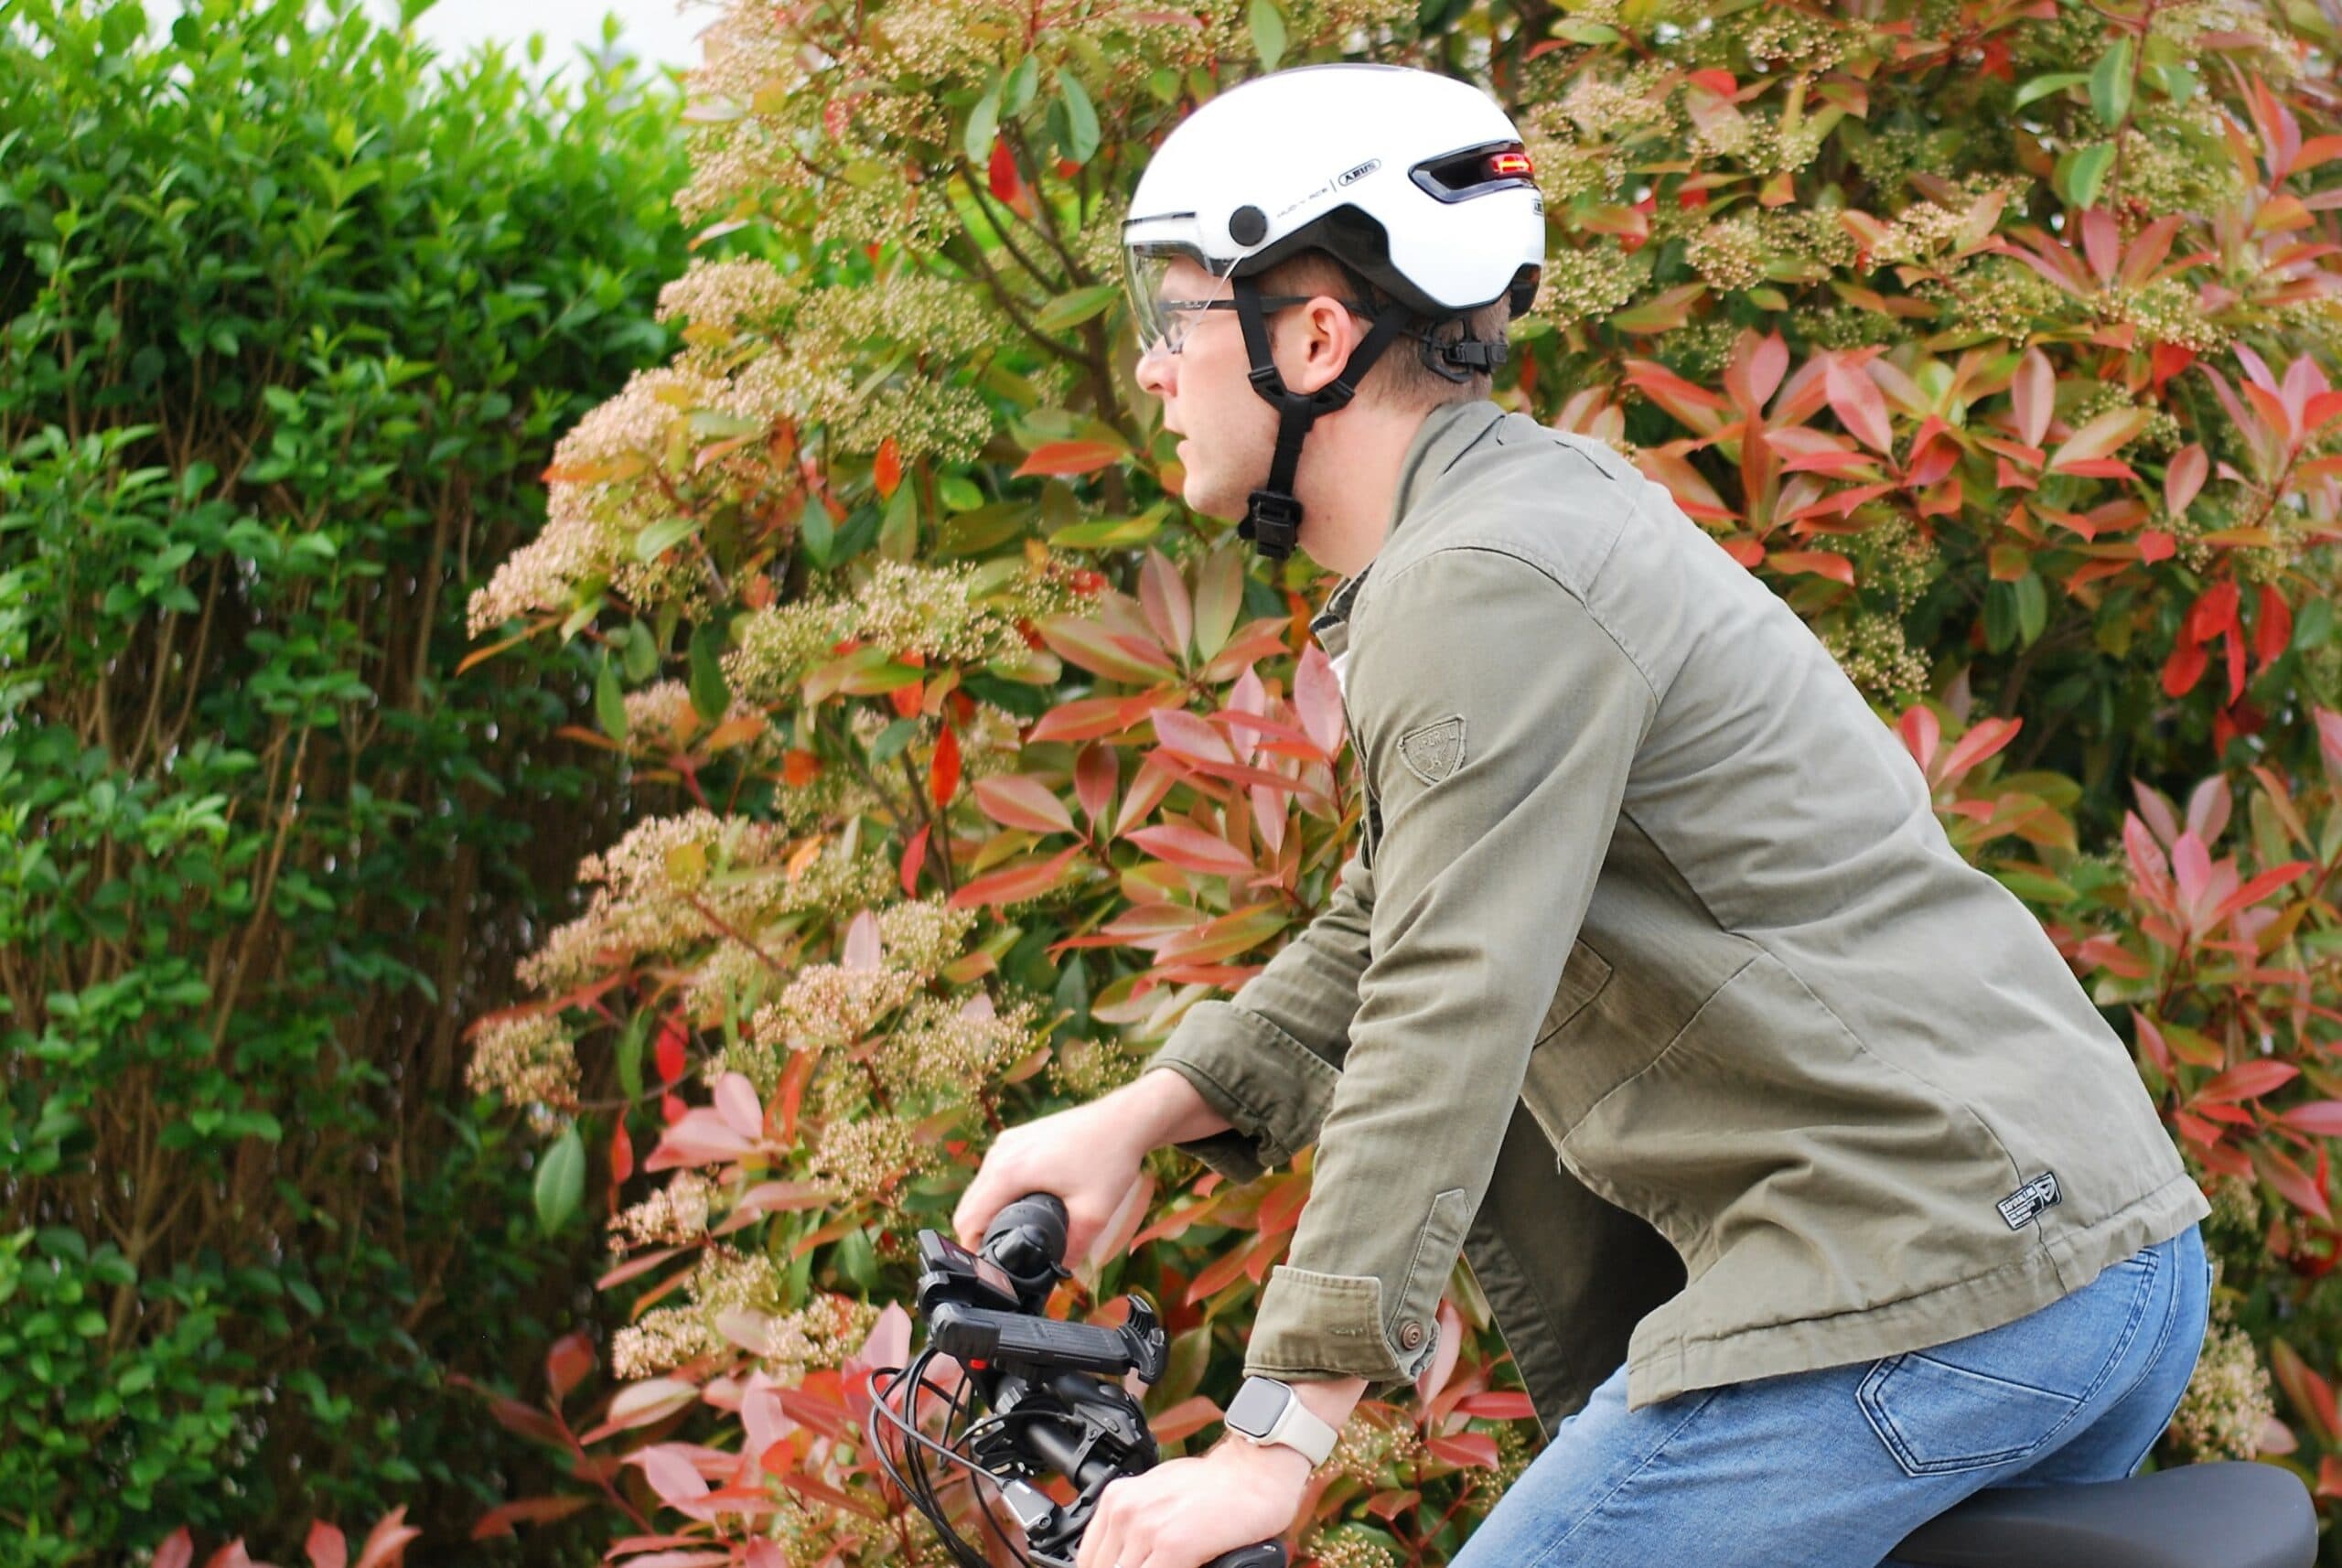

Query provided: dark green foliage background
[0,0,687,1557]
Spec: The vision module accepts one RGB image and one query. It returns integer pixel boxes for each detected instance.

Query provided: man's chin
[1182,472,1249,523]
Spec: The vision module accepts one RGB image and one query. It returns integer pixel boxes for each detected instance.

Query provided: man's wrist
[1214,1428,1318,1488]
[1112,1065,1232,1148]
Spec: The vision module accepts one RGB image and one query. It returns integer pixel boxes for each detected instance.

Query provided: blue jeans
[1452,1224,2211,1568]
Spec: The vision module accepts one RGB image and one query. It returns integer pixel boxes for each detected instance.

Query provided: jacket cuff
[1144,1001,1341,1184]
[1242,1265,1422,1388]
[1241,1185,1473,1389]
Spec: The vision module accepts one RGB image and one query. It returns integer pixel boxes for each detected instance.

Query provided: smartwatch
[1223,1375,1339,1466]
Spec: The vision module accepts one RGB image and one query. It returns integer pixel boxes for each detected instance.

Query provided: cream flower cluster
[464,1014,578,1113]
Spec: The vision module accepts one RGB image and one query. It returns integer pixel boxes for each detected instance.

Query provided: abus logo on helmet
[1336,158,1381,188]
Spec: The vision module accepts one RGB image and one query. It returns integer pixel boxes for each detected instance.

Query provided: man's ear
[1289,295,1362,396]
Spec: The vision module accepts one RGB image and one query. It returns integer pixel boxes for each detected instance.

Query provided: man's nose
[1133,338,1174,397]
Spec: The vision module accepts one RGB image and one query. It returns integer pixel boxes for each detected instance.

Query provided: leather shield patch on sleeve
[1399,714,1466,786]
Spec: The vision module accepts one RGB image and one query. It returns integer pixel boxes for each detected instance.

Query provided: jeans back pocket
[1857,1245,2162,1477]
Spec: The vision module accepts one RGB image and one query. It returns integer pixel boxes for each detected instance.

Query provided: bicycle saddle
[1891,1461,2317,1568]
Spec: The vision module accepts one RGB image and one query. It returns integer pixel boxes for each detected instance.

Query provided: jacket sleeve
[1142,849,1376,1186]
[1241,546,1654,1391]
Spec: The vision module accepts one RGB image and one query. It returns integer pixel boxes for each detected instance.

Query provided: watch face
[1225,1377,1287,1438]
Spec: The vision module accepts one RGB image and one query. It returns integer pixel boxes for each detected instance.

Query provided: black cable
[872,1352,1055,1568]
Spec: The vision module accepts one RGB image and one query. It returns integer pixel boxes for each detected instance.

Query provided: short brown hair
[1253,249,1511,412]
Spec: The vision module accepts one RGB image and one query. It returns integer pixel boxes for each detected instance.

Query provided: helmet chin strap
[1230,273,1416,563]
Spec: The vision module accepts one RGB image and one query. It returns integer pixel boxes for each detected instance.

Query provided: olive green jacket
[1145,399,2208,1437]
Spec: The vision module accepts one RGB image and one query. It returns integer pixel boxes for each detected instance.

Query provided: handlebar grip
[1200,1545,1286,1568]
[984,1191,1071,1272]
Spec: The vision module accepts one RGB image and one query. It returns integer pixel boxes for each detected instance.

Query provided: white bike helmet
[1123,63,1545,559]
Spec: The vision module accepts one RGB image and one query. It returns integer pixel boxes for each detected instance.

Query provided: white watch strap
[1244,1380,1338,1466]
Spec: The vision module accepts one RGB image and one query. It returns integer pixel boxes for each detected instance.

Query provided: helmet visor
[1123,243,1236,354]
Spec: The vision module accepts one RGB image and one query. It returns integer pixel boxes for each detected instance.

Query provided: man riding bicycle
[956,63,2212,1568]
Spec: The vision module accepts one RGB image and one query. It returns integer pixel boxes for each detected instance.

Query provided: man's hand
[1072,1437,1313,1568]
[953,1069,1228,1259]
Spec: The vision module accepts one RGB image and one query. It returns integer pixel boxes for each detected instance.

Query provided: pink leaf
[1226,666,1267,764]
[1138,549,1194,660]
[842,908,881,972]
[634,1444,714,1509]
[2172,832,2215,921]
[861,1302,913,1373]
[2280,1101,2342,1137]
[156,1530,196,1568]
[1150,706,1235,766]
[1294,645,1346,757]
[2165,444,2208,517]
[305,1523,348,1568]
[1826,352,1896,454]
[2197,1060,2300,1102]
[2185,776,2232,845]
[2048,408,2150,474]
[352,1509,419,1568]
[2080,208,2120,285]
[1898,705,1941,772]
[601,1378,701,1434]
[1075,743,1118,828]
[714,1073,763,1140]
[2014,347,2055,449]
[1125,823,1256,880]
[973,775,1077,836]
[947,844,1085,908]
[644,1108,756,1171]
[1938,717,2021,782]
[2133,783,2182,849]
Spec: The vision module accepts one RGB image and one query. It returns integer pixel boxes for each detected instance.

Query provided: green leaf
[622,620,661,683]
[2014,571,2049,646]
[2062,143,2116,209]
[878,481,919,563]
[872,716,920,763]
[1995,869,2079,905]
[634,516,698,564]
[834,1225,879,1290]
[2013,71,2090,109]
[939,474,986,511]
[533,1126,586,1236]
[1552,17,1619,43]
[2294,596,2334,650]
[688,621,731,721]
[1035,284,1121,334]
[1060,71,1101,165]
[617,1011,649,1103]
[595,655,628,741]
[2090,37,2134,128]
[964,77,1004,168]
[1250,0,1287,70]
[1004,55,1040,117]
[801,497,836,567]
[1048,510,1169,549]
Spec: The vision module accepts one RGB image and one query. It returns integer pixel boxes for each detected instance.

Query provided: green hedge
[0,0,688,1558]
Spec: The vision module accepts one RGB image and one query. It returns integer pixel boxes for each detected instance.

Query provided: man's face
[1132,257,1286,524]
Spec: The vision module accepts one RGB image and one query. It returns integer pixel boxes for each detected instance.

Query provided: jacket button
[1399,1319,1425,1350]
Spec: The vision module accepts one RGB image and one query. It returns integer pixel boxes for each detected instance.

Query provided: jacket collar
[1309,398,1509,654]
